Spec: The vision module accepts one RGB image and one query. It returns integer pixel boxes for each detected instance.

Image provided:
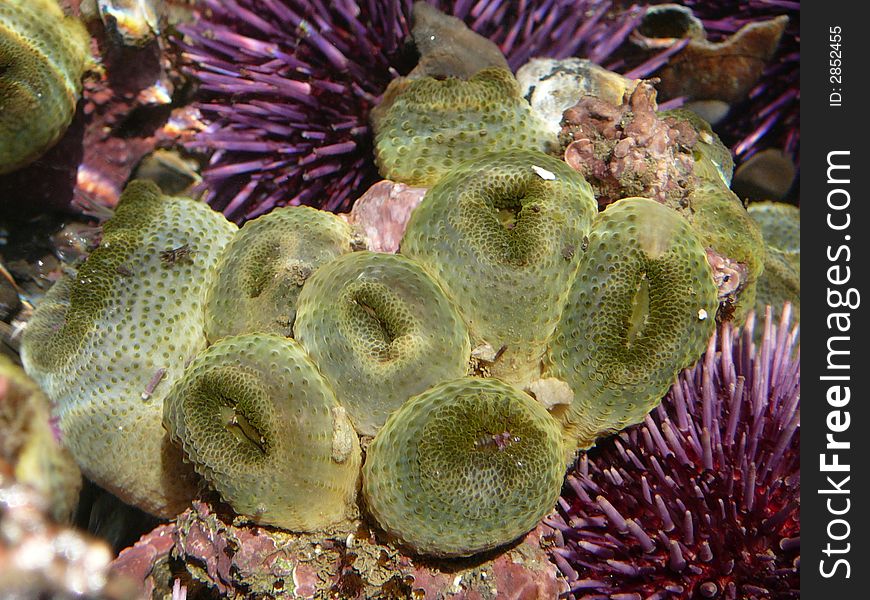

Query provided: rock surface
[110,500,566,599]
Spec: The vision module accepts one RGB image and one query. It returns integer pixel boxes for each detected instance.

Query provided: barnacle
[0,0,92,174]
[371,68,557,186]
[547,198,719,450]
[21,180,237,517]
[400,150,596,385]
[294,251,470,436]
[362,377,564,557]
[163,334,361,531]
[204,206,356,342]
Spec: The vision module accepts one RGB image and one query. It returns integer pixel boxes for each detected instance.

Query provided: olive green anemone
[0,0,92,174]
[163,333,361,531]
[362,377,565,557]
[400,149,596,386]
[21,180,237,517]
[204,206,355,341]
[371,67,557,186]
[294,251,471,436]
[547,197,719,450]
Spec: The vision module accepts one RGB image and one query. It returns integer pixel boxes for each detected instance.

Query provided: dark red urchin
[175,1,651,221]
[680,0,800,167]
[545,305,800,600]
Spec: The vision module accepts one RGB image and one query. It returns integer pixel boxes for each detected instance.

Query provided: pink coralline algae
[339,180,427,254]
[110,499,566,599]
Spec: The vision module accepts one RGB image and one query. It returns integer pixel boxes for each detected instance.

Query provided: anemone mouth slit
[489,187,526,227]
[488,195,537,266]
[625,271,652,348]
[219,403,268,456]
[496,206,522,230]
[348,286,411,363]
[357,297,395,343]
[242,243,281,299]
[474,429,522,452]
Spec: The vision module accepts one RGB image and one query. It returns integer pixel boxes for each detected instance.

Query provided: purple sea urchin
[176,1,650,221]
[546,305,800,599]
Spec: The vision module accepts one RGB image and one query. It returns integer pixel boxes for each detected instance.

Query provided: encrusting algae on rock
[0,0,93,174]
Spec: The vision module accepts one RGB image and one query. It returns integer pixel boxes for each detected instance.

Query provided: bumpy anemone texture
[754,249,799,329]
[21,180,237,517]
[748,201,800,253]
[204,206,356,342]
[749,201,800,325]
[363,377,565,558]
[163,333,361,531]
[177,0,650,220]
[546,307,800,599]
[548,198,719,451]
[0,0,91,174]
[294,251,470,436]
[401,149,596,386]
[371,67,556,186]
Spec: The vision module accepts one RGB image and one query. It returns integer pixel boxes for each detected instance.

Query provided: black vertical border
[802,1,868,595]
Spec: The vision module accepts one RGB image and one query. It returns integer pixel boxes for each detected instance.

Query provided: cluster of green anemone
[22,147,729,557]
[20,22,795,559]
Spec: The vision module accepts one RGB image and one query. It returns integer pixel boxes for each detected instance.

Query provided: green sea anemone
[362,377,564,557]
[371,68,557,186]
[748,201,800,253]
[548,197,719,450]
[21,180,237,517]
[749,201,800,325]
[204,206,356,342]
[163,334,361,531]
[682,181,766,321]
[294,251,470,436]
[0,0,92,174]
[400,149,596,386]
[0,355,81,523]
